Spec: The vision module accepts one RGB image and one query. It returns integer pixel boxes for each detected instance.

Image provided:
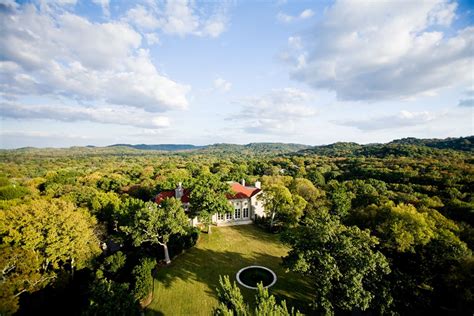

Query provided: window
[217,213,224,221]
[226,212,232,220]
[243,208,249,218]
[234,208,241,219]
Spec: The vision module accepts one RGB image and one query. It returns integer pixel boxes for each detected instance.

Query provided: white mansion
[155,180,265,226]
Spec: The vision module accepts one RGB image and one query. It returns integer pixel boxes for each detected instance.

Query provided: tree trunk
[71,257,75,279]
[270,212,276,228]
[163,243,171,264]
[208,223,212,234]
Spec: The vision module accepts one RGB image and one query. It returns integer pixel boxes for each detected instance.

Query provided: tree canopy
[282,212,391,314]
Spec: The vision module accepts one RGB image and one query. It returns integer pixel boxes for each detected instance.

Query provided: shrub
[132,257,156,301]
[86,277,139,316]
[168,227,200,258]
[103,251,127,274]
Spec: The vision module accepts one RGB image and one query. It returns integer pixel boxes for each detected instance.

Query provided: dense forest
[0,136,473,315]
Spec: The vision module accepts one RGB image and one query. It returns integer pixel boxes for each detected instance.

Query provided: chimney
[175,182,184,199]
[241,179,246,186]
[254,181,261,189]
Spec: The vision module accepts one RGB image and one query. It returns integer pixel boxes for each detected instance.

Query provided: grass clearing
[146,225,313,316]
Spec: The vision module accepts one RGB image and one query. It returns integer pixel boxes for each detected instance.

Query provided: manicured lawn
[146,225,313,316]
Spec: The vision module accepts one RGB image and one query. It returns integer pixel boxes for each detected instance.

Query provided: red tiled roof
[227,182,261,199]
[155,191,175,204]
[155,189,190,204]
[155,182,260,204]
[181,189,190,203]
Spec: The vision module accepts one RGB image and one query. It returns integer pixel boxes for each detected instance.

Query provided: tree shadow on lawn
[224,224,283,245]
[152,246,313,313]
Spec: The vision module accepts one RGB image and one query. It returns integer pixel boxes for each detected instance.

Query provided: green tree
[282,212,391,315]
[189,174,233,234]
[214,275,249,316]
[289,178,324,206]
[254,283,302,316]
[258,185,306,228]
[0,246,52,315]
[328,181,352,218]
[0,185,29,200]
[376,202,436,253]
[86,277,139,316]
[0,199,100,273]
[214,275,301,316]
[306,167,326,186]
[122,198,189,264]
[132,257,156,302]
[102,251,127,275]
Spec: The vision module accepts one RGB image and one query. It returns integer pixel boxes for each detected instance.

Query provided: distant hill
[297,136,473,158]
[0,142,311,158]
[197,143,311,155]
[105,142,311,154]
[1,137,471,158]
[389,136,474,152]
[108,144,203,151]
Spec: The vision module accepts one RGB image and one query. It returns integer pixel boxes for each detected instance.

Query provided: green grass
[145,225,313,316]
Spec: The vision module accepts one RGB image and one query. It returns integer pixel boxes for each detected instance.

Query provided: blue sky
[0,0,473,148]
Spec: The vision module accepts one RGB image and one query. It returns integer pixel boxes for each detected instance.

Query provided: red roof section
[155,182,260,204]
[155,190,174,204]
[155,189,191,204]
[227,182,261,199]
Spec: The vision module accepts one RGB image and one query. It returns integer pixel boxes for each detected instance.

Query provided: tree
[122,198,189,264]
[214,275,249,316]
[189,174,233,234]
[306,167,326,186]
[0,185,29,200]
[0,246,51,315]
[254,283,302,316]
[376,202,436,253]
[328,180,353,218]
[282,212,391,315]
[258,185,306,228]
[86,276,139,316]
[0,199,100,273]
[289,178,327,215]
[102,251,127,275]
[132,257,156,302]
[214,275,301,316]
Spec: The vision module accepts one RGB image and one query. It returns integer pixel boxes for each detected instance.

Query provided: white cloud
[228,88,318,134]
[0,130,91,139]
[299,9,314,19]
[214,77,232,92]
[335,110,438,131]
[288,36,302,49]
[125,5,161,30]
[202,16,227,38]
[1,102,170,129]
[0,4,190,112]
[42,0,77,7]
[124,0,228,38]
[145,33,160,45]
[277,8,314,23]
[286,0,473,101]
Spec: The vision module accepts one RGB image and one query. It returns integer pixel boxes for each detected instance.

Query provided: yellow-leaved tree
[0,199,100,314]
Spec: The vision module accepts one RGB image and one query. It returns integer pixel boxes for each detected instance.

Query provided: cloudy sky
[0,0,473,148]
